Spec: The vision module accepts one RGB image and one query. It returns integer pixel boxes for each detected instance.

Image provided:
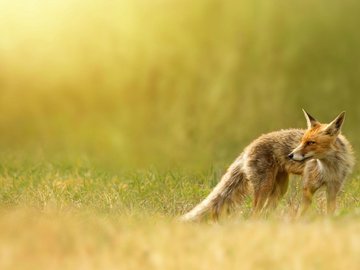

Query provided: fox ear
[302,109,320,129]
[325,111,345,136]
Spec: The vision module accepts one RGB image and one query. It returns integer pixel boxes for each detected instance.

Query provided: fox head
[288,109,346,161]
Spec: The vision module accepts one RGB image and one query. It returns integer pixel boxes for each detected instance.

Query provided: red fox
[181,110,354,221]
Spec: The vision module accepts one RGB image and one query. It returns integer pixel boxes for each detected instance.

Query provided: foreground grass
[0,209,359,270]
[0,163,359,270]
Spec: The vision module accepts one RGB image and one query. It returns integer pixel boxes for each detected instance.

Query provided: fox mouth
[288,153,313,162]
[291,156,312,162]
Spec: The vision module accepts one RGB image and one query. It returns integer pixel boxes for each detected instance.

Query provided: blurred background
[1,0,359,169]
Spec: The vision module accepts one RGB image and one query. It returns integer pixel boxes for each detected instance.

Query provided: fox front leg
[326,182,342,215]
[298,179,322,217]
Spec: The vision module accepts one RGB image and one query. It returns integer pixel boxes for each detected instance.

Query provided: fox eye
[306,141,316,146]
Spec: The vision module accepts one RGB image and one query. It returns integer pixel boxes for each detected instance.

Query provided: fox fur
[180,110,354,221]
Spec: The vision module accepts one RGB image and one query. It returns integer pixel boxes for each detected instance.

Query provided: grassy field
[0,161,359,269]
[1,0,360,269]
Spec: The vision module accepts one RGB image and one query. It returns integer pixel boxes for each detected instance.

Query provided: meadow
[1,0,360,269]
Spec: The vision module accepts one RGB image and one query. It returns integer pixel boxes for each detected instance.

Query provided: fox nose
[288,153,294,159]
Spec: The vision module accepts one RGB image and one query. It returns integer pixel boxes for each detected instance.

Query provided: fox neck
[316,137,346,167]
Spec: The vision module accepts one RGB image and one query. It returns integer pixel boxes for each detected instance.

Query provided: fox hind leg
[266,171,289,211]
[252,170,277,216]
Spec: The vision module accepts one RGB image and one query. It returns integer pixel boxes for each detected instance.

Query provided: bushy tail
[180,156,248,222]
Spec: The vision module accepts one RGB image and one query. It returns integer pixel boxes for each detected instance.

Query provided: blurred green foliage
[0,0,359,169]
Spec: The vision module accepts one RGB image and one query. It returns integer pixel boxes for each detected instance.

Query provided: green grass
[0,161,360,270]
[0,161,359,219]
[0,162,216,216]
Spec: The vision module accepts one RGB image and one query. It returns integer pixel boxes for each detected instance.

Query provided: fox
[180,110,354,221]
